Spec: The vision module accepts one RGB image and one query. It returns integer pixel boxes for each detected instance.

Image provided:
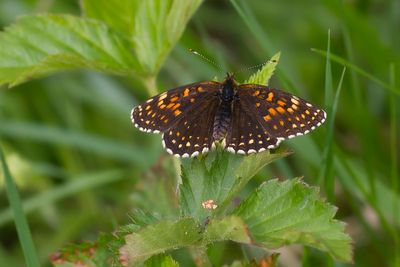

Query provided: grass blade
[320,67,346,201]
[318,30,334,200]
[0,146,40,267]
[311,48,400,95]
[389,63,400,266]
[324,30,333,108]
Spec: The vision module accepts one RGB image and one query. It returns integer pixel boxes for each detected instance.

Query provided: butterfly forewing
[225,99,280,154]
[237,84,327,140]
[131,81,220,133]
[162,99,219,157]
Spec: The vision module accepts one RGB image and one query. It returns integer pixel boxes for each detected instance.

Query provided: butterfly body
[131,74,326,157]
[212,74,237,140]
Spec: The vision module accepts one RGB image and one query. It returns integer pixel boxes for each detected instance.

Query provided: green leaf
[179,149,289,220]
[0,147,40,267]
[245,52,280,86]
[50,233,124,267]
[118,215,274,265]
[144,254,180,267]
[133,0,203,75]
[233,178,353,262]
[81,0,139,36]
[121,218,201,264]
[0,15,141,87]
[203,216,251,244]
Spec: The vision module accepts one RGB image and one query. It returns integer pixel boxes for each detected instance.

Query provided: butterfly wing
[225,98,281,154]
[131,81,220,133]
[237,84,327,140]
[162,97,220,157]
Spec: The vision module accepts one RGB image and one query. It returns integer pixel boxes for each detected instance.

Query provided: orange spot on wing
[172,103,181,110]
[174,110,182,116]
[160,104,166,109]
[277,100,286,106]
[279,120,284,126]
[252,90,260,96]
[276,107,285,114]
[305,110,310,115]
[264,115,272,121]
[267,92,274,102]
[145,106,151,110]
[268,108,277,116]
[170,96,179,102]
[183,88,190,97]
[197,86,205,92]
[287,107,294,113]
[166,103,174,109]
[190,98,195,103]
[256,102,261,107]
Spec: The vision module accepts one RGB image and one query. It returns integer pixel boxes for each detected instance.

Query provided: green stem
[144,76,158,96]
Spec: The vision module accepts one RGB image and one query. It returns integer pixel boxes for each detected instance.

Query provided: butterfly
[131,73,326,157]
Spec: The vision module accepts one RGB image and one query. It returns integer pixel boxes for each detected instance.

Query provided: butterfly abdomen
[212,101,232,141]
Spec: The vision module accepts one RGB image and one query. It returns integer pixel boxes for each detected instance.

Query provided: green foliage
[0,0,203,88]
[180,149,289,220]
[133,0,204,75]
[50,233,124,267]
[0,170,126,226]
[0,147,40,267]
[234,178,352,262]
[121,218,201,264]
[245,52,280,85]
[144,254,179,267]
[0,15,140,87]
[81,0,138,35]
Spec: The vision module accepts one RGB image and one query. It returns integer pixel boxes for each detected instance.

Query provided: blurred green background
[0,0,399,266]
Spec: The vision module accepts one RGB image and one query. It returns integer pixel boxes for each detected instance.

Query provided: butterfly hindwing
[225,98,280,154]
[162,97,220,157]
[237,84,327,140]
[131,81,220,133]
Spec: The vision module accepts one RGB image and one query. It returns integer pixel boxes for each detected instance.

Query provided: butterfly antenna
[188,48,223,71]
[234,59,277,75]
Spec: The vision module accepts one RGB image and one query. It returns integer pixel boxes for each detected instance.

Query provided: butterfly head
[224,72,237,86]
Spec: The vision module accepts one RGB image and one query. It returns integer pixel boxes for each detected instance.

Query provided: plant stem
[144,76,158,96]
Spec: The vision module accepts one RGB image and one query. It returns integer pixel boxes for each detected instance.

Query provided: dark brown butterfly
[131,73,326,157]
